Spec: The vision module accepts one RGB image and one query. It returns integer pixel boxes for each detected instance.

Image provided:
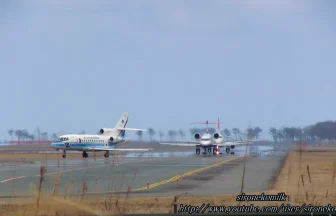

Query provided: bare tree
[147,128,156,142]
[269,127,278,143]
[8,129,14,140]
[21,130,29,141]
[35,126,41,143]
[232,128,240,141]
[223,129,231,141]
[253,127,262,140]
[136,130,143,141]
[28,134,35,140]
[52,133,58,140]
[168,130,174,141]
[158,131,164,142]
[178,129,185,140]
[14,129,23,144]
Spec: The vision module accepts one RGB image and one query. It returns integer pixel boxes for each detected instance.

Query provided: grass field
[1,144,335,215]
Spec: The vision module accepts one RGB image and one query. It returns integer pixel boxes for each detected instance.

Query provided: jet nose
[50,142,58,148]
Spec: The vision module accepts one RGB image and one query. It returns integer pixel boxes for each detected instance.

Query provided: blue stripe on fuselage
[120,130,126,138]
[50,141,124,149]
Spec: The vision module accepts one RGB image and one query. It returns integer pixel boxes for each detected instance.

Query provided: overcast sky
[1,0,335,140]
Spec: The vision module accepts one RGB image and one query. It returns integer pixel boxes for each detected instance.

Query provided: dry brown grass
[3,145,336,215]
[273,150,336,202]
[0,194,298,215]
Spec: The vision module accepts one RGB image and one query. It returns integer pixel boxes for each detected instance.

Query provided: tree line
[5,127,262,143]
[5,120,336,144]
[269,120,336,143]
[6,127,55,143]
[135,127,263,142]
[5,127,88,143]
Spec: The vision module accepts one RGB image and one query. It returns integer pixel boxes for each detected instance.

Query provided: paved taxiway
[0,145,287,198]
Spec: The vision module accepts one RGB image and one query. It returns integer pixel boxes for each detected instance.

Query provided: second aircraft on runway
[160,119,255,155]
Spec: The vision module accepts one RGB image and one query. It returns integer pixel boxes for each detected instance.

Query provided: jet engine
[109,137,114,142]
[231,145,235,149]
[99,128,114,135]
[213,133,224,144]
[194,133,201,139]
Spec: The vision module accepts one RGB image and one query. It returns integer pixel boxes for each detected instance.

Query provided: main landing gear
[82,151,88,158]
[62,150,110,159]
[225,147,235,155]
[195,147,220,155]
[104,151,109,158]
[195,147,210,155]
[79,151,109,158]
[201,147,211,155]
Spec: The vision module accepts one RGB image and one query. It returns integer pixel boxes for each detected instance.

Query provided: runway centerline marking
[78,155,247,195]
[0,158,160,183]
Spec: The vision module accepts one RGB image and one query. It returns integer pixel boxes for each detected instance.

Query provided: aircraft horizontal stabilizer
[88,147,153,152]
[116,128,147,131]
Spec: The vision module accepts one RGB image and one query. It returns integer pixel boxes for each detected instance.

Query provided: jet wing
[160,141,199,146]
[87,147,153,152]
[217,140,255,147]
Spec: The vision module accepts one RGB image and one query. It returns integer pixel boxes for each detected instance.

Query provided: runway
[0,145,287,198]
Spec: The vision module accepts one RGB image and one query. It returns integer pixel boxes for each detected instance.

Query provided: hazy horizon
[1,0,335,141]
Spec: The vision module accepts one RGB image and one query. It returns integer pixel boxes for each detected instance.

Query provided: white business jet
[50,112,152,158]
[160,118,254,155]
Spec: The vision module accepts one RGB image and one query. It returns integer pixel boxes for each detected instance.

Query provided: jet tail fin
[115,112,129,128]
[116,128,147,131]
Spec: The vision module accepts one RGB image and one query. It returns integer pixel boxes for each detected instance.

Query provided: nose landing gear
[196,147,200,155]
[82,151,88,158]
[213,147,220,155]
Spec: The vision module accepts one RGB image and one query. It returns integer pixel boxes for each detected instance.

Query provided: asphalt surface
[0,144,287,198]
